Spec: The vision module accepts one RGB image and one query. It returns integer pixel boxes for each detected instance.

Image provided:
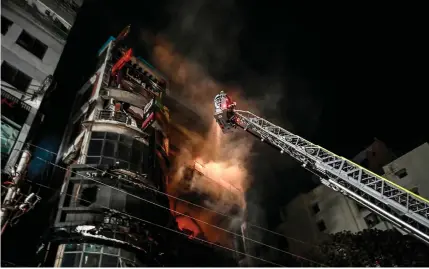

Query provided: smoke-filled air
[151,35,256,246]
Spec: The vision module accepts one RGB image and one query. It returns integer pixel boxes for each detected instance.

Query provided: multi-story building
[45,29,238,267]
[277,139,398,255]
[44,29,174,266]
[1,0,83,170]
[382,143,429,199]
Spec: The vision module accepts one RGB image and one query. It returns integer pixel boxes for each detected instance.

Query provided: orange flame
[152,36,253,246]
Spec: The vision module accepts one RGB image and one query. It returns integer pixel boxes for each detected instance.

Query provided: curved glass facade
[54,243,143,267]
[85,132,149,173]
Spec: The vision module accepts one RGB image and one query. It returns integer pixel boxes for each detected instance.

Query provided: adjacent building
[277,139,402,255]
[1,0,83,170]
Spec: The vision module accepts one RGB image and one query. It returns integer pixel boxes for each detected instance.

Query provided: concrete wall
[382,143,429,199]
[277,139,397,255]
[1,0,77,170]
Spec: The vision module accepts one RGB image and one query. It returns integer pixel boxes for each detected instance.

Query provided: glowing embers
[175,215,203,239]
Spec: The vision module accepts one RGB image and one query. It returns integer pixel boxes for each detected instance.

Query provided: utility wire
[4,140,322,250]
[33,155,325,267]
[22,175,287,266]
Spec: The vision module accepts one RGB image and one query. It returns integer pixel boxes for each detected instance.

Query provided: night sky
[3,0,428,266]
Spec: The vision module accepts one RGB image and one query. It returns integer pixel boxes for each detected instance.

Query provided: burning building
[43,27,239,267]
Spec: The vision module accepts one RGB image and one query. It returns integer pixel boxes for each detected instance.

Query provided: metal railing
[95,109,143,129]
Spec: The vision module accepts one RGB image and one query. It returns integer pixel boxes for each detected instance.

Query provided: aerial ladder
[213,91,429,244]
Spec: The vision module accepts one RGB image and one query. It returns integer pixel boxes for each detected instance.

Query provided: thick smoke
[149,0,289,246]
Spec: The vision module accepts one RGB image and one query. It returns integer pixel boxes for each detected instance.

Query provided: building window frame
[1,16,13,35]
[85,132,146,173]
[58,243,141,267]
[394,168,408,179]
[1,61,33,92]
[16,30,48,60]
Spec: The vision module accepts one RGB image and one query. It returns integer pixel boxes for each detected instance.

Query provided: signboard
[1,90,30,126]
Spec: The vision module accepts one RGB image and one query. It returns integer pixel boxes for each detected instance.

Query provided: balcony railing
[95,109,143,129]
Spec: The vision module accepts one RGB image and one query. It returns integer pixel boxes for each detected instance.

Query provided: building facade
[277,139,397,255]
[382,143,429,199]
[1,0,83,170]
[46,32,174,266]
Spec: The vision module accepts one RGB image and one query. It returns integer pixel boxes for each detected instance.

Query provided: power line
[5,140,323,250]
[3,141,326,264]
[22,176,287,266]
[33,155,325,266]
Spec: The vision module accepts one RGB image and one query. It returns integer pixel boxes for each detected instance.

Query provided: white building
[382,143,429,199]
[277,139,400,255]
[1,0,83,170]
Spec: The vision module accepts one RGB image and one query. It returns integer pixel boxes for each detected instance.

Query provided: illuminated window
[1,61,32,92]
[1,16,13,35]
[16,30,48,59]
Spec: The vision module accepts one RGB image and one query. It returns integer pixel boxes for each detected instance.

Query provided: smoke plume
[148,0,288,246]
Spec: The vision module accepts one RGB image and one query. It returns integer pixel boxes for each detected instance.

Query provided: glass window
[395,168,408,179]
[101,255,118,267]
[91,132,105,139]
[100,157,115,166]
[117,161,130,170]
[1,61,32,92]
[87,140,102,156]
[64,243,83,252]
[61,253,81,267]
[119,134,133,146]
[16,30,48,59]
[1,16,13,35]
[86,157,100,165]
[102,140,115,157]
[120,249,134,261]
[106,132,119,141]
[103,246,119,255]
[84,244,102,253]
[117,143,130,161]
[82,253,100,267]
[131,147,142,165]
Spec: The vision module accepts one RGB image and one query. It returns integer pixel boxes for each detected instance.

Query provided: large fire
[152,36,254,246]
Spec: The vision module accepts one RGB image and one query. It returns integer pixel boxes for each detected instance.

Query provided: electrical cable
[5,140,323,250]
[33,155,326,267]
[22,176,288,266]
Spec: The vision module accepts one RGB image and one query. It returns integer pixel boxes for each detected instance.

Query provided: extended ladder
[231,110,429,244]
